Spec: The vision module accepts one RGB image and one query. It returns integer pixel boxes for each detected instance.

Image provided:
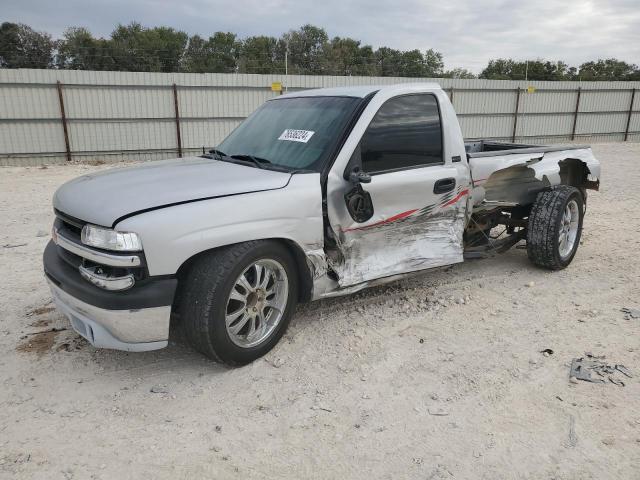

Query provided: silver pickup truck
[44,83,601,365]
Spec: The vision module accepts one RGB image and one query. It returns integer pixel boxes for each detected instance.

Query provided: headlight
[81,224,143,252]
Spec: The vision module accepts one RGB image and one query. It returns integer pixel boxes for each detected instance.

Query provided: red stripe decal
[441,189,469,208]
[343,208,418,232]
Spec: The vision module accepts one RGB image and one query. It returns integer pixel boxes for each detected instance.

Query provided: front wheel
[179,241,298,365]
[527,185,584,270]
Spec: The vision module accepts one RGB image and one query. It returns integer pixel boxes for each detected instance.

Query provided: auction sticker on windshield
[278,129,315,143]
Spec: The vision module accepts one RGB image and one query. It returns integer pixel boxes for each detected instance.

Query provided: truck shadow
[21,248,534,376]
[297,247,532,319]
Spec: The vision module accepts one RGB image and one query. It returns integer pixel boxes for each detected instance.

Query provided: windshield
[217,96,362,172]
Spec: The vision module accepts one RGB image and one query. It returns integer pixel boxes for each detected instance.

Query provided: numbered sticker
[278,129,315,143]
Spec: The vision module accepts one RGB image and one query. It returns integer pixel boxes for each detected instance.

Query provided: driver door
[326,93,468,287]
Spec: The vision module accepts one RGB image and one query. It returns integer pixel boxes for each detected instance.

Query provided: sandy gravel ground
[1,143,639,480]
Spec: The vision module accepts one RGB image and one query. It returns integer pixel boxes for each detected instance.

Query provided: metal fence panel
[1,69,639,165]
[63,86,175,119]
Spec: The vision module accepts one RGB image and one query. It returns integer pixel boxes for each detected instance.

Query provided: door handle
[434,177,456,194]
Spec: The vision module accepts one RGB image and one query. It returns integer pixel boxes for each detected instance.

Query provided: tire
[179,240,298,365]
[526,185,584,270]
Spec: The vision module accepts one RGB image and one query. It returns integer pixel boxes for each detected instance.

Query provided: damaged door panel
[324,92,470,287]
[329,168,468,286]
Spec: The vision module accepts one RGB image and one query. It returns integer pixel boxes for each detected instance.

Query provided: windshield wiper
[204,148,228,160]
[203,150,278,171]
[229,154,273,169]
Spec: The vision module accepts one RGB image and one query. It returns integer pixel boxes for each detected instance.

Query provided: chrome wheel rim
[225,259,288,348]
[558,199,580,259]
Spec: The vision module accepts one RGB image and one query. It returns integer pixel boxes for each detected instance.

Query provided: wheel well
[558,158,590,189]
[173,239,314,310]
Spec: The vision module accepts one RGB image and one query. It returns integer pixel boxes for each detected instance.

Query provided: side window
[361,94,443,173]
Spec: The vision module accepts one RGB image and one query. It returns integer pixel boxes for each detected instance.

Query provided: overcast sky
[4,0,639,72]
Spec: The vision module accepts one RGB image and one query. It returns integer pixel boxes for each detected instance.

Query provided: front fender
[116,174,324,277]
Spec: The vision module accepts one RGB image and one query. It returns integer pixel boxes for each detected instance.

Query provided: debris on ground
[567,414,578,448]
[26,305,55,317]
[16,328,67,356]
[621,307,640,320]
[540,348,554,356]
[569,353,631,386]
[428,407,450,416]
[311,405,333,412]
[150,385,169,394]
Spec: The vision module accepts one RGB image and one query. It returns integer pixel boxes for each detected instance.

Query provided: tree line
[1,21,639,81]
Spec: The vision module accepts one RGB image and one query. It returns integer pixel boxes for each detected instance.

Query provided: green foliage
[577,58,640,81]
[238,36,284,74]
[324,37,376,76]
[55,27,115,70]
[480,58,640,81]
[282,24,329,74]
[0,22,54,68]
[3,21,639,81]
[183,32,241,73]
[480,58,575,80]
[442,68,476,79]
[109,22,188,72]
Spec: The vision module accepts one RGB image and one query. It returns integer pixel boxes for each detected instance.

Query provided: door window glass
[361,94,443,173]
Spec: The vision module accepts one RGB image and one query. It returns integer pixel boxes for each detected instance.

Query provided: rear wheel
[179,241,298,365]
[526,185,584,270]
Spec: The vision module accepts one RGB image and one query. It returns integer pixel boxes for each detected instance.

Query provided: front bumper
[44,240,177,352]
[48,279,170,351]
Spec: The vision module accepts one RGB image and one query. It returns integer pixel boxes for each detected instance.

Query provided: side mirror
[343,148,374,223]
[344,184,374,223]
[349,169,372,184]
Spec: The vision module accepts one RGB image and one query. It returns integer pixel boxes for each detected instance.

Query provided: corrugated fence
[1,69,639,166]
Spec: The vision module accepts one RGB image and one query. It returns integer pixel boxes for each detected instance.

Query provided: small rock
[36,230,48,238]
[150,385,168,394]
[602,437,615,446]
[311,405,332,412]
[455,297,465,305]
[526,281,535,287]
[428,407,449,416]
[271,357,285,368]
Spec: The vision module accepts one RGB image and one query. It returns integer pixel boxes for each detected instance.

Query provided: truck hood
[53,157,292,227]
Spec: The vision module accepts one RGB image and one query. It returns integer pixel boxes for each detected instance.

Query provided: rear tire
[179,240,298,365]
[527,185,584,270]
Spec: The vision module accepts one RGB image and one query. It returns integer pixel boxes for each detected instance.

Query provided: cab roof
[276,83,442,99]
